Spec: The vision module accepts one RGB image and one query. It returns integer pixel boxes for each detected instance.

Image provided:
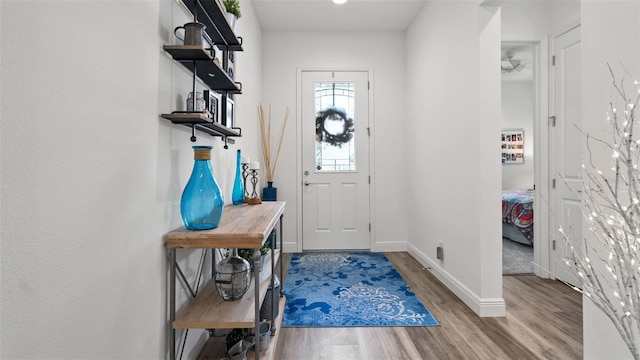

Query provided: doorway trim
[501,36,551,278]
[295,67,375,253]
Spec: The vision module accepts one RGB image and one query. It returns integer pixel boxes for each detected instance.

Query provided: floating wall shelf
[181,0,243,51]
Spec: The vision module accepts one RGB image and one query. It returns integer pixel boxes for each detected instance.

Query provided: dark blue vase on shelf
[180,146,224,230]
[262,182,277,201]
[232,149,244,205]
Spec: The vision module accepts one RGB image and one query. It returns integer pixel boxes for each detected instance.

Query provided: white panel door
[552,26,581,286]
[301,71,370,250]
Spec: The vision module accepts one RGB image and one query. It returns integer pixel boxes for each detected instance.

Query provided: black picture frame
[204,90,221,123]
[221,95,234,127]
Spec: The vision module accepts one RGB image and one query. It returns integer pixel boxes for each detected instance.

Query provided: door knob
[304,181,314,186]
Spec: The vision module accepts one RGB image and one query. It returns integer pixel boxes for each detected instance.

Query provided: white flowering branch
[559,65,640,359]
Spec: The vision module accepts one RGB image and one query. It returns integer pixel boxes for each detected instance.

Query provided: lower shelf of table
[174,250,280,329]
[196,296,286,360]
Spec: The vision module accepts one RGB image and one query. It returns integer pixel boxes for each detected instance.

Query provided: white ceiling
[251,0,429,31]
[249,1,536,81]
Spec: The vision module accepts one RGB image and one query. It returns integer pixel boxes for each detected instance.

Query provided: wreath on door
[315,107,354,147]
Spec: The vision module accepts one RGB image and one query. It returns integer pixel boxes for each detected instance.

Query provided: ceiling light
[333,0,347,4]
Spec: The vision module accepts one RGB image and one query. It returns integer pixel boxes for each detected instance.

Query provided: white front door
[300,70,370,250]
[552,25,581,286]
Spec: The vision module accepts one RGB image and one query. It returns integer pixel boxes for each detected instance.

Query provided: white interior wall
[501,81,535,190]
[0,0,262,358]
[260,31,407,252]
[478,4,504,310]
[405,1,504,317]
[501,1,550,39]
[581,2,639,358]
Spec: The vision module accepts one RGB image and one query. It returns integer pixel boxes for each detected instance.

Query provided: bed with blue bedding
[502,190,534,246]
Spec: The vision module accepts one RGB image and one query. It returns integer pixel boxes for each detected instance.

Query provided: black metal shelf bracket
[191,124,197,142]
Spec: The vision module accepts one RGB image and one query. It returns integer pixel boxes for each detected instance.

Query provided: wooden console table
[166,201,285,360]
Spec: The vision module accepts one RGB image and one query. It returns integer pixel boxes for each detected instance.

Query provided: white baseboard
[407,243,506,317]
[281,242,407,253]
[372,242,407,252]
[282,242,299,253]
[534,261,553,279]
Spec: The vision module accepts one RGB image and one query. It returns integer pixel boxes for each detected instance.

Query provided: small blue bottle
[181,146,224,230]
[232,149,245,205]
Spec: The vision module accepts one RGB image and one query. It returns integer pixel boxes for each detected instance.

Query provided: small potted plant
[222,0,241,29]
[238,240,270,272]
[226,328,250,360]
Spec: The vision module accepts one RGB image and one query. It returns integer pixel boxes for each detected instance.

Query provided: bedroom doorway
[501,42,536,275]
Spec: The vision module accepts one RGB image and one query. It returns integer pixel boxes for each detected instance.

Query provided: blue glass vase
[180,146,224,230]
[262,182,277,201]
[232,149,244,205]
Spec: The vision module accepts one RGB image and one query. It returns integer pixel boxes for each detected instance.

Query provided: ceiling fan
[501,52,526,74]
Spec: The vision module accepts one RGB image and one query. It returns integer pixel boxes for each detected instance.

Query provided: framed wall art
[203,90,221,123]
[221,95,234,127]
[501,129,524,164]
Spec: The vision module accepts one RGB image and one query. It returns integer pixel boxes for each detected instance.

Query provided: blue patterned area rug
[282,252,439,327]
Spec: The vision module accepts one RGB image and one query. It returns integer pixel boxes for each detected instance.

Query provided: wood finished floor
[274,252,582,360]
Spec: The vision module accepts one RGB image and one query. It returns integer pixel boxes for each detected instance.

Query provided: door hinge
[549,116,556,126]
[552,178,556,189]
[552,239,556,250]
[368,81,370,90]
[369,223,371,232]
[552,55,556,65]
[367,127,370,136]
[368,175,371,184]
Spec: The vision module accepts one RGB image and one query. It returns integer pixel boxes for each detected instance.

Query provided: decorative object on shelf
[203,89,221,123]
[559,66,640,360]
[258,103,290,201]
[226,328,250,359]
[232,150,244,205]
[186,91,205,112]
[180,146,224,230]
[262,181,277,201]
[256,321,271,351]
[248,162,262,204]
[226,51,235,81]
[174,22,206,46]
[241,155,250,202]
[222,95,235,127]
[227,339,252,360]
[260,274,281,323]
[238,241,269,272]
[225,328,249,350]
[222,0,241,29]
[214,248,251,301]
[315,106,354,147]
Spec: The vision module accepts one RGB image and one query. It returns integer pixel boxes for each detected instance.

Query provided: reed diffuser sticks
[258,104,289,183]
